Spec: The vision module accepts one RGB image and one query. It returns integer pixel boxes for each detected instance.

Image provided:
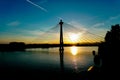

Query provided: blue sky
[0,0,120,43]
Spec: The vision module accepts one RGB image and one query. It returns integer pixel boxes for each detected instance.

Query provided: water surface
[0,46,98,73]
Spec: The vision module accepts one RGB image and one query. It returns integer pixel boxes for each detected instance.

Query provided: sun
[69,33,79,42]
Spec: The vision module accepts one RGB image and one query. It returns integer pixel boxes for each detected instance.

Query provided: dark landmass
[87,24,120,80]
[26,42,100,48]
[0,42,26,52]
[0,42,100,52]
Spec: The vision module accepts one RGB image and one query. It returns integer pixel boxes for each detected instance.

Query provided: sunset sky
[0,0,120,44]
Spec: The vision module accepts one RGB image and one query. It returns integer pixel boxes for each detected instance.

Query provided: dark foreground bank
[1,64,119,80]
[0,66,88,80]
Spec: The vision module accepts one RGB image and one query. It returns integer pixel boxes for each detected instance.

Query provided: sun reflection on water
[70,46,79,73]
[71,46,78,56]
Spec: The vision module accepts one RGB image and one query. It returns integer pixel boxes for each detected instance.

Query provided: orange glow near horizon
[0,31,104,44]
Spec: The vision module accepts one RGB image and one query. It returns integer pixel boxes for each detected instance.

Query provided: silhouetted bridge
[31,20,104,45]
[0,20,104,51]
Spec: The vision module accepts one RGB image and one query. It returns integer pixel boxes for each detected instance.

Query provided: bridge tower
[59,20,64,50]
[59,20,64,72]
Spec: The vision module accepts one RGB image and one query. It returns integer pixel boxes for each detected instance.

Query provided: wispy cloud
[109,15,120,20]
[106,14,120,24]
[93,22,105,28]
[26,30,43,36]
[26,0,48,12]
[93,14,120,28]
[7,21,20,26]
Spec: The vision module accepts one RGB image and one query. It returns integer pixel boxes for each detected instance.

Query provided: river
[0,46,98,79]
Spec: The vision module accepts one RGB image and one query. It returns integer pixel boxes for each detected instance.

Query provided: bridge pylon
[59,20,64,51]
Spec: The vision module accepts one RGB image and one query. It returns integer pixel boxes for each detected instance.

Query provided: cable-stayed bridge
[31,20,104,46]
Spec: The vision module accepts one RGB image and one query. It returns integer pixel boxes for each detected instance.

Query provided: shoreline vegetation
[0,42,100,52]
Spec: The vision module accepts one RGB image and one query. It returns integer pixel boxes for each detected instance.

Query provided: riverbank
[0,42,99,52]
[0,65,88,80]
